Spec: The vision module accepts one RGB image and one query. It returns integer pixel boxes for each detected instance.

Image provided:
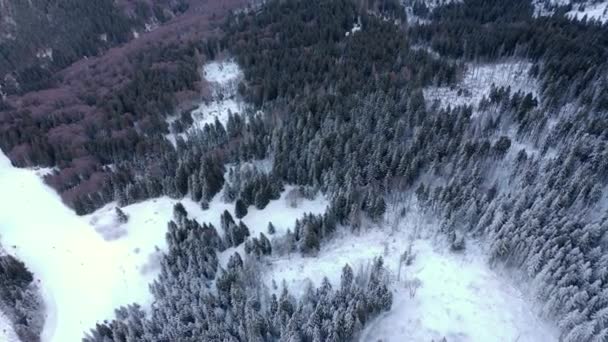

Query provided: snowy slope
[0,150,164,341]
[88,186,328,258]
[0,146,327,341]
[567,1,608,23]
[0,310,20,342]
[265,211,558,342]
[1,147,557,342]
[167,60,245,146]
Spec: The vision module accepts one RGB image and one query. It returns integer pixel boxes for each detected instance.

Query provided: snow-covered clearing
[0,147,327,341]
[533,0,608,23]
[265,211,558,342]
[167,60,245,146]
[0,310,20,342]
[424,61,539,112]
[532,0,570,17]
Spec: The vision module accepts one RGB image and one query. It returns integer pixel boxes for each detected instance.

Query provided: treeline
[0,250,44,342]
[85,204,392,341]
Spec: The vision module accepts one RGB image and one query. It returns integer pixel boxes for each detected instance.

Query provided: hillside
[1,0,608,341]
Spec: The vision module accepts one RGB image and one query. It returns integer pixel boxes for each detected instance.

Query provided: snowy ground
[424,61,539,113]
[167,60,245,146]
[265,210,558,342]
[0,147,327,341]
[404,0,463,24]
[0,310,20,342]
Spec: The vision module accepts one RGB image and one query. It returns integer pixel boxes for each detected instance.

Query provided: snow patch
[361,239,557,342]
[35,48,53,61]
[265,211,558,342]
[424,61,538,112]
[167,60,246,146]
[0,146,328,342]
[404,0,462,24]
[0,149,161,342]
[567,1,608,23]
[0,310,20,342]
[410,0,462,10]
[203,60,243,85]
[346,20,362,37]
[534,0,608,23]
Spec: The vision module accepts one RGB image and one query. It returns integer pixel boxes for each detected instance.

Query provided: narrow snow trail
[266,226,558,342]
[0,150,157,341]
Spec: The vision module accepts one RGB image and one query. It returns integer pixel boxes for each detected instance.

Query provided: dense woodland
[1,0,608,340]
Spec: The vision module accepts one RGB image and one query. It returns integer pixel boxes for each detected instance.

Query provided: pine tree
[115,207,129,224]
[268,222,276,235]
[235,198,248,219]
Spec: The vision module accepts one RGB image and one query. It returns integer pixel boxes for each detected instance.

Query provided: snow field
[533,0,608,23]
[265,210,558,342]
[423,61,539,113]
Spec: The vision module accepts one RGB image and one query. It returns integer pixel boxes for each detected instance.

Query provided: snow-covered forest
[1,0,608,341]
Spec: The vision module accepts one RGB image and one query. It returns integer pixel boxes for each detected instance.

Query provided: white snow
[0,146,328,341]
[0,310,20,342]
[265,208,558,342]
[89,186,328,255]
[404,0,462,13]
[35,48,53,60]
[424,61,538,112]
[203,61,243,85]
[346,20,362,37]
[404,0,462,24]
[167,60,245,146]
[567,1,608,23]
[532,0,570,17]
